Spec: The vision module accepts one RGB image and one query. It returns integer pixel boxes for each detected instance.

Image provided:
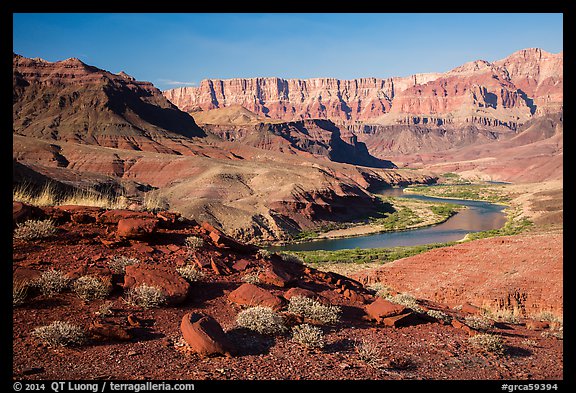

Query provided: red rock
[383,312,420,328]
[258,264,294,287]
[127,314,143,327]
[167,244,181,252]
[461,302,482,315]
[155,211,181,225]
[227,283,284,311]
[451,319,477,336]
[526,320,549,331]
[131,242,154,254]
[123,264,190,305]
[13,201,42,226]
[65,263,113,285]
[116,218,158,239]
[89,321,132,342]
[232,259,252,272]
[180,312,233,358]
[284,287,329,305]
[365,297,407,323]
[98,210,154,225]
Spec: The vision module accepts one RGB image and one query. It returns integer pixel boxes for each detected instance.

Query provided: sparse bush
[13,219,57,241]
[32,321,87,347]
[468,333,504,355]
[73,276,111,301]
[184,236,204,250]
[34,270,70,296]
[464,315,494,331]
[355,339,383,367]
[125,284,166,309]
[280,253,303,265]
[142,192,169,212]
[486,308,521,324]
[291,324,325,349]
[176,265,205,282]
[427,309,451,323]
[95,301,114,317]
[256,249,273,260]
[13,280,30,306]
[236,306,287,335]
[537,311,563,324]
[541,330,563,340]
[108,256,140,274]
[389,293,424,313]
[367,282,392,298]
[287,296,341,324]
[241,271,261,284]
[522,339,538,347]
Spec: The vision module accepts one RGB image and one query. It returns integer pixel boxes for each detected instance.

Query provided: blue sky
[13,13,563,91]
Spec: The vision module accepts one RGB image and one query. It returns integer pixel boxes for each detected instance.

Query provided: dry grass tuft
[108,256,141,274]
[468,333,505,355]
[389,293,424,313]
[184,236,204,250]
[291,324,325,349]
[125,284,166,309]
[73,276,111,301]
[287,296,341,324]
[13,219,57,241]
[236,306,287,335]
[32,321,87,347]
[355,339,383,367]
[13,280,30,306]
[34,270,71,296]
[176,265,205,282]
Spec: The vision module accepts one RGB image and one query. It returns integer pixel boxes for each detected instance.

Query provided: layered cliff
[164,48,562,129]
[13,54,206,152]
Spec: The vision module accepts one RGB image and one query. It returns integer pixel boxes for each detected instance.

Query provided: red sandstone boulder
[180,312,233,357]
[232,259,252,272]
[13,201,43,227]
[116,218,158,239]
[89,320,133,342]
[461,302,482,315]
[451,319,477,336]
[123,264,190,305]
[365,297,407,323]
[383,312,421,328]
[98,210,154,225]
[55,205,101,224]
[526,320,550,331]
[258,264,294,287]
[284,287,329,305]
[227,283,284,311]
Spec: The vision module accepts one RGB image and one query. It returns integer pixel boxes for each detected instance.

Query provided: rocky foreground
[12,202,563,380]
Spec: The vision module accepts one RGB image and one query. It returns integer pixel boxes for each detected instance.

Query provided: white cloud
[157,79,197,87]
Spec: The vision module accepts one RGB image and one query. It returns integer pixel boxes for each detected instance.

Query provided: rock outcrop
[164,48,562,130]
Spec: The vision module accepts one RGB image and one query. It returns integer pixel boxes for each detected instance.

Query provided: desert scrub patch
[256,249,273,260]
[73,276,111,301]
[184,235,204,250]
[287,296,341,324]
[291,324,325,349]
[125,284,166,309]
[536,311,563,325]
[464,315,495,331]
[367,282,392,298]
[280,253,304,265]
[34,269,71,296]
[241,270,261,284]
[355,339,383,367]
[176,265,205,282]
[389,293,424,313]
[426,309,451,323]
[541,330,563,340]
[235,306,287,335]
[32,321,87,347]
[468,333,504,355]
[13,280,30,306]
[13,219,57,241]
[108,256,140,274]
[95,301,114,317]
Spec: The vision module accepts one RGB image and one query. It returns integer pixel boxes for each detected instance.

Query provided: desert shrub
[34,270,70,296]
[389,293,424,313]
[241,271,261,284]
[280,253,304,265]
[95,301,114,317]
[108,256,140,274]
[32,321,87,347]
[287,296,341,325]
[142,192,169,212]
[291,324,325,349]
[367,282,392,298]
[427,309,451,323]
[468,333,504,354]
[537,311,563,324]
[125,284,166,309]
[355,339,383,367]
[464,315,494,331]
[256,249,273,260]
[184,236,204,250]
[541,330,563,340]
[236,306,287,335]
[13,280,30,306]
[13,219,57,241]
[485,308,521,324]
[176,265,205,282]
[73,276,111,301]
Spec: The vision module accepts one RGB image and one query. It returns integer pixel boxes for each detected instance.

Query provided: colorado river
[270,187,507,251]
